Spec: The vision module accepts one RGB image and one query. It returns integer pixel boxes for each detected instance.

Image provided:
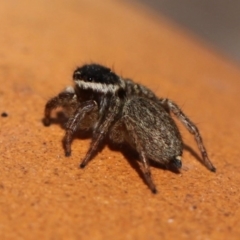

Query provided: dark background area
[134,0,240,63]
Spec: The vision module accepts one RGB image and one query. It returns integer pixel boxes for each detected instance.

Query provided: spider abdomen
[120,97,183,164]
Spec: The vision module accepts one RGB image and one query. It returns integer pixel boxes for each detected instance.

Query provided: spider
[43,63,216,193]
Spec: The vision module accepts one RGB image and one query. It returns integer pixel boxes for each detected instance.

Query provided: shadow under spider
[183,144,206,168]
[108,142,182,188]
[43,112,203,189]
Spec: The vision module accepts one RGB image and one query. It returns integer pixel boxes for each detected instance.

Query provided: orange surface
[1,0,240,239]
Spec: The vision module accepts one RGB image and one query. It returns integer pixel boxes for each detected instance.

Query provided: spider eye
[73,71,81,80]
[88,77,93,82]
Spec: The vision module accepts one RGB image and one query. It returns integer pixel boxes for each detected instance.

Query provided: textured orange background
[1,0,240,239]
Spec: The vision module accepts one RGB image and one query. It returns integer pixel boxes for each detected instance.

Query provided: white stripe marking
[75,80,123,93]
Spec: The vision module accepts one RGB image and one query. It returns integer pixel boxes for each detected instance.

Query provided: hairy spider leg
[43,91,76,126]
[80,97,121,168]
[160,98,216,172]
[122,115,157,194]
[64,100,97,156]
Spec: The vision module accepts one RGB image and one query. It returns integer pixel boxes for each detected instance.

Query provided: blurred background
[133,0,240,63]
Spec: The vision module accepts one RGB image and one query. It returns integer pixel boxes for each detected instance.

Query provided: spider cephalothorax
[43,63,216,193]
[73,64,125,93]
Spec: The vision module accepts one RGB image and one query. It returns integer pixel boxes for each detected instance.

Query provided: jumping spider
[43,63,216,193]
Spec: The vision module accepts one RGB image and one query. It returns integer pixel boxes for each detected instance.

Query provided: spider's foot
[147,179,157,194]
[204,156,216,172]
[80,162,86,168]
[151,187,157,194]
[42,118,51,126]
[65,150,71,157]
[209,165,216,172]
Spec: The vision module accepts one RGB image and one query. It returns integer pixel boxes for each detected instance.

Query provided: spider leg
[43,88,76,126]
[64,100,97,156]
[122,115,157,194]
[80,97,120,168]
[160,98,216,172]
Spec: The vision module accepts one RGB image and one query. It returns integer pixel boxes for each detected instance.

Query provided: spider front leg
[122,115,157,194]
[43,87,77,126]
[64,100,97,156]
[160,98,216,172]
[80,97,121,168]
